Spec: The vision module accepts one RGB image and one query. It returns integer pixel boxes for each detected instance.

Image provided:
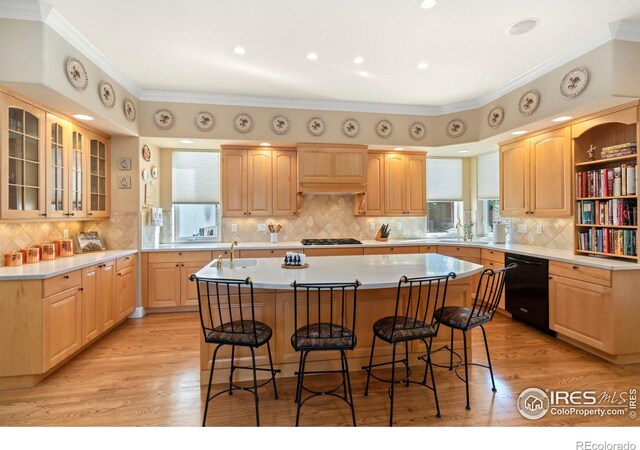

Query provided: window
[426,158,463,234]
[476,151,500,235]
[172,150,221,241]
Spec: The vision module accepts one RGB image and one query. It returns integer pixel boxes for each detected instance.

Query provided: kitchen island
[192,253,484,384]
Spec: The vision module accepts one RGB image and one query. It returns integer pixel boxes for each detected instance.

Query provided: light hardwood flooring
[0,312,638,426]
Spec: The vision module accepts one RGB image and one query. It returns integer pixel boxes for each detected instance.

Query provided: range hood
[297,143,368,194]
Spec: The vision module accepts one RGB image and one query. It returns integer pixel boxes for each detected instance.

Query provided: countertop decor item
[99,81,116,108]
[40,242,56,261]
[4,251,22,267]
[142,144,151,162]
[118,157,132,171]
[447,119,466,138]
[151,166,159,179]
[409,122,427,140]
[66,57,88,91]
[518,90,540,116]
[153,109,175,130]
[23,246,40,264]
[118,176,132,189]
[124,98,136,122]
[282,251,307,269]
[268,224,283,243]
[487,106,504,128]
[560,67,589,98]
[376,120,393,138]
[307,117,326,136]
[271,115,291,135]
[375,223,390,242]
[74,232,105,254]
[233,113,254,133]
[342,118,360,138]
[194,111,215,132]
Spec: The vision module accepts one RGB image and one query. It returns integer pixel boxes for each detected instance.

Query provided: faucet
[455,220,463,242]
[229,240,238,268]
[215,254,223,270]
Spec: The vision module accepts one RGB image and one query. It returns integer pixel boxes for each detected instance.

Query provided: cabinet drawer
[43,270,81,297]
[420,245,437,253]
[241,249,290,258]
[481,249,504,263]
[482,259,505,272]
[363,246,420,255]
[304,248,364,257]
[116,255,135,271]
[549,261,611,286]
[148,251,213,263]
[437,246,482,260]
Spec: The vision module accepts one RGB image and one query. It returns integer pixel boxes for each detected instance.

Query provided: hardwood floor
[0,312,638,426]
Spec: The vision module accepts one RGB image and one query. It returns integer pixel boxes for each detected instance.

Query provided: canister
[3,251,22,267]
[24,246,40,264]
[41,242,56,261]
[59,239,74,257]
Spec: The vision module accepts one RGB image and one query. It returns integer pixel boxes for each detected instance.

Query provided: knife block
[374,229,388,242]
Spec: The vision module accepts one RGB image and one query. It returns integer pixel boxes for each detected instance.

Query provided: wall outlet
[517,224,528,234]
[536,224,543,235]
[396,222,402,230]
[369,222,376,231]
[231,223,237,232]
[63,229,69,239]
[257,223,266,232]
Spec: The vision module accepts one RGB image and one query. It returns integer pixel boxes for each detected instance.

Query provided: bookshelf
[572,104,639,262]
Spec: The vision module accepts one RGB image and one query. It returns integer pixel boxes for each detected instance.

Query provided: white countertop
[0,250,138,280]
[193,253,484,290]
[144,239,640,271]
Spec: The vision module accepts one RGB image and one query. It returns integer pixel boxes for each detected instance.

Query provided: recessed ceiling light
[359,71,370,77]
[233,46,246,55]
[457,149,470,154]
[354,56,364,64]
[506,18,539,35]
[307,52,318,61]
[552,116,573,122]
[179,139,194,144]
[417,62,429,70]
[420,0,437,9]
[72,114,94,121]
[511,130,527,136]
[259,142,271,147]
[394,147,405,151]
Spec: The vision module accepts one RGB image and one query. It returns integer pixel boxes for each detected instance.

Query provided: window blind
[172,151,220,203]
[427,158,463,201]
[477,151,499,199]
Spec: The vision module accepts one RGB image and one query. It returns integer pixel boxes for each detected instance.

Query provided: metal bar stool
[430,263,516,410]
[362,272,456,426]
[190,275,280,427]
[290,280,361,427]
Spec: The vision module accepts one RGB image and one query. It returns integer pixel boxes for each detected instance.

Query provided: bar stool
[362,273,456,426]
[432,263,516,410]
[190,275,279,427]
[290,280,361,427]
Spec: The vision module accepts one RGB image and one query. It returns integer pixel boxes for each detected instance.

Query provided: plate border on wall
[375,120,393,138]
[153,109,176,130]
[65,57,88,91]
[447,119,466,138]
[307,117,326,136]
[194,111,215,132]
[518,90,540,116]
[409,122,427,140]
[342,118,360,138]
[124,99,136,122]
[99,81,116,109]
[560,67,589,98]
[233,113,254,133]
[271,115,291,135]
[487,106,504,128]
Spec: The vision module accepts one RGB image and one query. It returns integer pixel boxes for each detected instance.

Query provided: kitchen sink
[436,239,489,245]
[212,258,258,268]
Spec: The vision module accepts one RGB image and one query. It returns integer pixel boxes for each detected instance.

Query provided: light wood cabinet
[87,132,110,218]
[115,265,136,321]
[436,245,482,264]
[147,251,212,308]
[363,246,420,255]
[99,261,116,330]
[384,152,426,216]
[221,146,297,217]
[297,144,367,193]
[43,286,82,370]
[500,127,572,217]
[355,153,385,216]
[81,266,100,346]
[0,92,47,219]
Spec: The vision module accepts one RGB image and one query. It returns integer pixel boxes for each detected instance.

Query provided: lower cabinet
[115,258,136,321]
[147,251,213,308]
[43,286,82,370]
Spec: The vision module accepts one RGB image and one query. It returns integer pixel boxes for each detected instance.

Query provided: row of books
[601,142,637,159]
[576,164,637,197]
[577,229,637,256]
[578,199,638,226]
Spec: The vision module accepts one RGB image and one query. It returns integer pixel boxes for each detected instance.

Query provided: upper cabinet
[221,146,297,217]
[87,133,110,218]
[500,127,572,218]
[297,144,367,193]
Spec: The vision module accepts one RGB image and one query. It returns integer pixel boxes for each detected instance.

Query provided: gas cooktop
[300,238,363,246]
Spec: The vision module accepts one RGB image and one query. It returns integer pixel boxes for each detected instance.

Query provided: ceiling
[43,0,640,109]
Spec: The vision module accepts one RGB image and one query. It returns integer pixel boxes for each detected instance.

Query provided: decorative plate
[99,81,116,109]
[271,115,291,135]
[142,168,149,182]
[518,90,540,116]
[342,118,360,138]
[151,166,159,179]
[560,67,589,98]
[487,106,504,128]
[124,99,136,122]
[153,109,175,130]
[233,113,254,133]
[375,120,393,138]
[409,122,427,140]
[307,117,326,136]
[194,111,215,132]
[447,119,466,138]
[142,145,151,162]
[66,57,88,91]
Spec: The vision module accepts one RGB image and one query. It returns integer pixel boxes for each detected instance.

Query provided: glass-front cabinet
[1,93,46,219]
[45,114,69,218]
[70,125,87,218]
[88,133,110,218]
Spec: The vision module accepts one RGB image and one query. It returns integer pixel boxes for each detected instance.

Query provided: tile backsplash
[220,194,427,243]
[506,217,574,250]
[85,212,140,250]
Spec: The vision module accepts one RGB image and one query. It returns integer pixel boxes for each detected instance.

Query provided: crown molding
[610,19,640,42]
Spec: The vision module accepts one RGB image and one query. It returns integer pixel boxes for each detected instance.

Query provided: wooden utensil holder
[375,229,388,242]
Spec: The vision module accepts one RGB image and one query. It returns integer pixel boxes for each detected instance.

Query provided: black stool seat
[435,306,490,330]
[207,320,272,346]
[373,316,435,342]
[291,323,355,349]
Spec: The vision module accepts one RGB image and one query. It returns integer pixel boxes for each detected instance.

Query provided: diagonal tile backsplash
[506,217,574,250]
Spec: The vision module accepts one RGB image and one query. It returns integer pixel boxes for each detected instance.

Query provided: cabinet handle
[175,264,180,267]
[118,272,122,276]
[124,257,130,261]
[63,275,70,279]
[248,212,252,215]
[572,265,578,270]
[68,213,74,217]
[181,264,185,267]
[40,213,47,217]
[178,252,182,256]
[390,248,394,251]
[78,287,83,291]
[549,276,553,280]
[88,213,93,216]
[243,212,247,215]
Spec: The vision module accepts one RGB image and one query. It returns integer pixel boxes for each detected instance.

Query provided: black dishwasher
[504,253,554,335]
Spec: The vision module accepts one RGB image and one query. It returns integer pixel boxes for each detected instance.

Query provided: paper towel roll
[493,223,507,244]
